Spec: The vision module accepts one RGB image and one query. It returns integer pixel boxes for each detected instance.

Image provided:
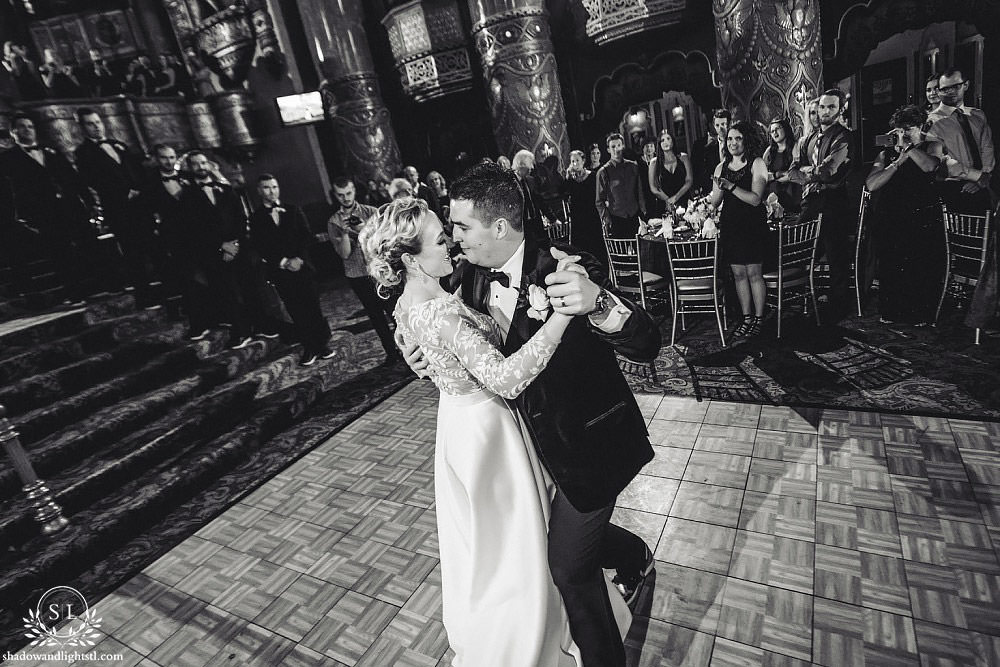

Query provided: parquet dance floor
[5,383,1000,666]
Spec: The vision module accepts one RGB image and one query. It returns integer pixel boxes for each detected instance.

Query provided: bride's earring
[404,255,432,284]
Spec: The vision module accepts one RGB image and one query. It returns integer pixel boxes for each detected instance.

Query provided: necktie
[953,108,983,170]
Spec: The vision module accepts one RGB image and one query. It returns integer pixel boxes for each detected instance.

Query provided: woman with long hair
[709,120,770,338]
[648,129,694,213]
[763,117,802,212]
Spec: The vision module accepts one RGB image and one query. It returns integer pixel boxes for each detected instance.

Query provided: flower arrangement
[765,192,785,221]
[675,195,720,238]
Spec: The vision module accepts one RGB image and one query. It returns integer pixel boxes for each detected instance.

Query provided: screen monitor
[275,91,324,127]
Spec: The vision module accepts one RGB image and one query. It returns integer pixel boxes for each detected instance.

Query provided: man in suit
[140,143,214,338]
[693,109,730,194]
[794,88,857,322]
[928,68,994,213]
[403,164,440,213]
[73,106,155,302]
[402,161,659,667]
[249,174,334,366]
[181,150,255,349]
[2,111,99,304]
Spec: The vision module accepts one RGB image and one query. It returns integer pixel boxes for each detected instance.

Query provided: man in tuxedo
[928,68,994,213]
[693,109,730,194]
[403,164,439,213]
[140,143,214,338]
[402,161,659,667]
[73,106,155,301]
[2,111,99,303]
[249,174,334,366]
[181,150,255,349]
[794,88,857,322]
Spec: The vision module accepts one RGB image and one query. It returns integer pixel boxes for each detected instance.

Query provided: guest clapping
[648,129,694,213]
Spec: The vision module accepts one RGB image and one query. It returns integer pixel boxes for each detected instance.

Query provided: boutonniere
[526,284,550,322]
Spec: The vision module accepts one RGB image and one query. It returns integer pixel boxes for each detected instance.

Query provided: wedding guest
[763,117,802,213]
[588,142,604,170]
[403,164,439,212]
[81,49,118,97]
[649,129,694,213]
[637,139,661,217]
[427,170,449,219]
[693,109,730,194]
[709,120,770,338]
[151,54,179,96]
[496,154,512,170]
[512,149,545,240]
[561,149,605,267]
[4,42,46,101]
[123,58,148,97]
[596,132,646,237]
[249,174,333,365]
[865,105,945,326]
[388,177,414,200]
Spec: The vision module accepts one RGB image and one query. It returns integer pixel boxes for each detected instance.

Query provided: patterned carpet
[627,304,1000,421]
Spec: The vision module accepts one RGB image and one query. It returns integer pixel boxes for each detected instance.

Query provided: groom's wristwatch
[591,288,613,317]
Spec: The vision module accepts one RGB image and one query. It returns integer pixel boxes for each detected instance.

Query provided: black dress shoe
[319,348,337,360]
[299,353,318,367]
[612,544,655,610]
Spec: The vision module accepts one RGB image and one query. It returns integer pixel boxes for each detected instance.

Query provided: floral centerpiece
[675,195,720,238]
[765,192,785,222]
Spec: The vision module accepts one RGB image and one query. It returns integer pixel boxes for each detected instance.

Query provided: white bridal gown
[395,293,630,667]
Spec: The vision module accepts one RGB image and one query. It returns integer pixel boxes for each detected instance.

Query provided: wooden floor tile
[814,543,862,605]
[911,619,978,667]
[671,481,744,527]
[300,591,399,664]
[859,552,911,616]
[146,604,246,667]
[619,474,680,515]
[747,459,817,499]
[896,513,950,565]
[694,425,757,456]
[656,517,737,574]
[738,491,815,543]
[648,562,727,633]
[812,597,864,667]
[709,636,811,666]
[683,451,751,488]
[645,445,693,479]
[624,617,715,667]
[647,419,703,448]
[704,402,762,428]
[717,577,813,661]
[729,530,814,594]
[253,575,347,642]
[903,561,967,628]
[654,396,711,423]
[753,430,819,464]
[757,405,822,434]
[613,507,669,554]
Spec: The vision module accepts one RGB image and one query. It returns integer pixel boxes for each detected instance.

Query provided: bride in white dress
[360,198,629,666]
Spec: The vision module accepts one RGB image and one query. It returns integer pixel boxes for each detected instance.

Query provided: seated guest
[928,68,994,213]
[249,174,334,366]
[865,105,945,326]
[648,129,694,214]
[763,117,802,213]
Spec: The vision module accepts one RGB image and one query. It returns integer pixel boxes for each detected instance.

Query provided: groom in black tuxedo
[404,160,660,666]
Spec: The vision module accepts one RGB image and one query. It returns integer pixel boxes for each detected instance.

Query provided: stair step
[0,293,140,349]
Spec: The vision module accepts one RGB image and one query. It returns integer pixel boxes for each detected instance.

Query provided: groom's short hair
[449,160,524,232]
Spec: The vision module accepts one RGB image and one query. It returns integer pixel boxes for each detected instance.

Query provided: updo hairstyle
[359,196,429,297]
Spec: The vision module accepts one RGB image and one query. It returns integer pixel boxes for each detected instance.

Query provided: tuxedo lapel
[503,237,543,356]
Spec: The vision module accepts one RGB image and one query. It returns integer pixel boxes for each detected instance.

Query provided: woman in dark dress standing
[763,117,802,213]
[648,129,694,214]
[865,104,945,325]
[708,120,770,338]
[561,149,606,268]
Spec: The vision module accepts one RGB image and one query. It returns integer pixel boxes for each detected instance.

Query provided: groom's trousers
[548,492,648,667]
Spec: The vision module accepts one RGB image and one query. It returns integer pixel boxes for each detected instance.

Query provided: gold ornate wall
[713,0,823,132]
[467,0,570,165]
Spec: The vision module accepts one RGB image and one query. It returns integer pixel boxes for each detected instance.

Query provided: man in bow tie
[399,161,661,666]
[248,174,332,366]
[1,111,99,304]
[73,107,155,302]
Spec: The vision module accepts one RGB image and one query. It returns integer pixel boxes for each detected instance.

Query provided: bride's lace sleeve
[438,311,557,399]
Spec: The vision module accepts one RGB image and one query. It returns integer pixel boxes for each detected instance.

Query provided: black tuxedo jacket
[0,144,90,232]
[140,170,190,255]
[179,181,247,267]
[456,238,659,511]
[73,138,145,213]
[248,204,316,274]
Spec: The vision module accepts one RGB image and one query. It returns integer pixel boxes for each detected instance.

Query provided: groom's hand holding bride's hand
[545,247,599,316]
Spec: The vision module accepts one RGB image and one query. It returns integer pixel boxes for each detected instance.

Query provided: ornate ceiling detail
[581,0,686,45]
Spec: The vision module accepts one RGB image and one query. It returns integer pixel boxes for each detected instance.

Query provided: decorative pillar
[298,0,402,183]
[467,0,570,166]
[713,0,823,134]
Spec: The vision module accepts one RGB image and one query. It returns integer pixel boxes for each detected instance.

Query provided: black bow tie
[161,175,179,182]
[23,145,40,151]
[481,269,511,289]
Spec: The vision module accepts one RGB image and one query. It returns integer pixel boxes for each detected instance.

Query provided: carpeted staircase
[0,261,413,655]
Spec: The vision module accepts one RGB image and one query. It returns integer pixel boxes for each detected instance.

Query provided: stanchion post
[0,405,69,535]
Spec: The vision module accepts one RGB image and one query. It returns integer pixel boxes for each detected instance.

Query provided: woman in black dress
[708,121,770,337]
[763,117,802,213]
[561,149,606,268]
[865,104,945,325]
[649,129,694,214]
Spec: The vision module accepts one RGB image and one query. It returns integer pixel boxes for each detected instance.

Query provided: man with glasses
[928,68,994,212]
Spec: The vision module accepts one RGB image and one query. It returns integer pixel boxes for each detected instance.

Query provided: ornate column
[713,0,823,134]
[297,0,402,183]
[467,0,570,166]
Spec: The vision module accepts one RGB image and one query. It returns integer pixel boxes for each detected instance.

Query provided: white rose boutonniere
[527,284,551,322]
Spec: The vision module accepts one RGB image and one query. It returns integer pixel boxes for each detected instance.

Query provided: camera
[874,132,899,147]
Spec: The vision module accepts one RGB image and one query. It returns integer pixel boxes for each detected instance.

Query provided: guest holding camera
[865,105,946,326]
